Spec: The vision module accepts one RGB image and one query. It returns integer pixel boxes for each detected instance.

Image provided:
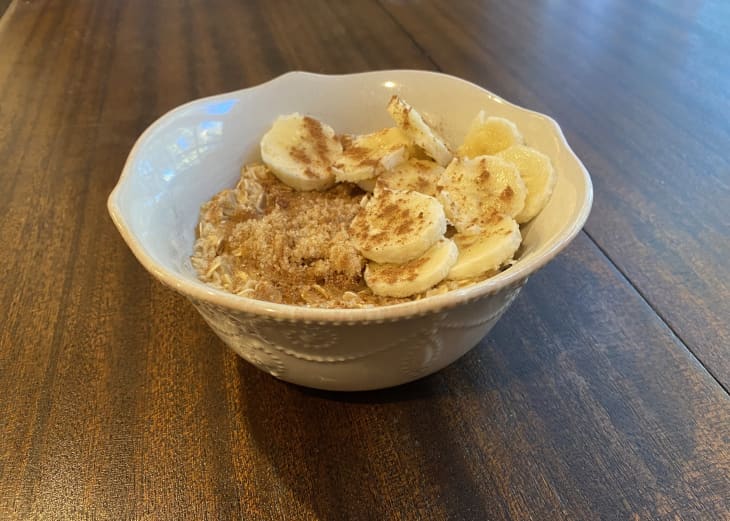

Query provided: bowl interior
[109,70,591,318]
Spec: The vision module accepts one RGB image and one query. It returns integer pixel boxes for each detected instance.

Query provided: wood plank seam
[583,228,730,397]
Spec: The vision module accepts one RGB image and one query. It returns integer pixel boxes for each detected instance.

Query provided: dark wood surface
[0,1,728,519]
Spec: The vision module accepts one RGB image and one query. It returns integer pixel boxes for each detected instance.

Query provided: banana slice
[497,145,556,223]
[356,178,377,192]
[447,215,521,280]
[437,155,527,233]
[260,113,341,191]
[387,95,453,167]
[374,158,443,197]
[349,187,447,264]
[458,112,524,157]
[365,238,458,298]
[334,127,410,183]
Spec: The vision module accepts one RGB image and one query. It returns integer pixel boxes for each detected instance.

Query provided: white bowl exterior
[108,70,592,390]
[190,282,523,391]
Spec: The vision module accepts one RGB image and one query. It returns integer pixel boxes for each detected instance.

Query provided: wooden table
[1,0,728,519]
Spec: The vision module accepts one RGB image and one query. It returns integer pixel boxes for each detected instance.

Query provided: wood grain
[0,0,728,519]
[379,0,730,388]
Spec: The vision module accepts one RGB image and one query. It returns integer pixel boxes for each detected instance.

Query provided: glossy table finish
[1,1,728,519]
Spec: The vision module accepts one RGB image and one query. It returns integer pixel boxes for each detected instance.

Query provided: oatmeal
[192,164,366,307]
[192,96,556,308]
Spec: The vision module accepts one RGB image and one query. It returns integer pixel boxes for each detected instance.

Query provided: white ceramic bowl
[108,70,592,391]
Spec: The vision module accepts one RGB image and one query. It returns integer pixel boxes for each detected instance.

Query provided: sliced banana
[365,238,458,298]
[497,145,556,223]
[334,127,410,183]
[374,158,443,197]
[447,215,521,280]
[437,155,527,233]
[260,113,341,191]
[356,178,377,192]
[349,187,446,264]
[387,95,453,167]
[458,112,524,157]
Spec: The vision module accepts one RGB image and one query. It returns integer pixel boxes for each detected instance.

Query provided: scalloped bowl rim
[108,70,592,322]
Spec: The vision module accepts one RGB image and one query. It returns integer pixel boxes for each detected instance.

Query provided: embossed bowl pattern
[108,70,592,391]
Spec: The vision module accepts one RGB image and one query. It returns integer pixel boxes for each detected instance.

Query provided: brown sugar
[193,164,364,307]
